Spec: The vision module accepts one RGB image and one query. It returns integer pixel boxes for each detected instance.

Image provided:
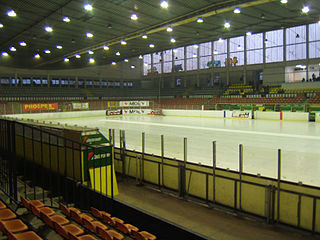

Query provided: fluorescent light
[120,40,127,45]
[44,49,51,54]
[218,37,224,43]
[213,50,218,55]
[173,49,178,53]
[44,26,53,32]
[237,45,242,50]
[84,3,93,11]
[149,44,155,48]
[130,65,136,69]
[280,0,288,3]
[116,51,120,56]
[130,13,138,21]
[89,58,95,63]
[1,52,8,57]
[64,58,69,62]
[124,59,129,62]
[246,31,252,36]
[75,54,81,58]
[170,38,176,43]
[160,1,169,8]
[192,54,197,58]
[138,55,143,59]
[88,50,94,54]
[7,10,16,17]
[62,16,70,22]
[166,26,173,32]
[34,53,40,58]
[0,23,3,28]
[224,22,231,29]
[302,6,310,13]
[103,45,109,50]
[19,41,27,47]
[142,35,148,39]
[56,45,62,49]
[233,8,241,14]
[86,32,93,38]
[112,61,116,65]
[9,46,16,52]
[193,44,199,49]
[197,18,204,23]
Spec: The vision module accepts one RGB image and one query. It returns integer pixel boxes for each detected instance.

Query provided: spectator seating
[224,84,254,95]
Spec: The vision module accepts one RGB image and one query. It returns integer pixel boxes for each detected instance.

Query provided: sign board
[315,112,320,123]
[122,109,152,115]
[232,110,252,119]
[23,103,57,112]
[72,103,89,110]
[106,109,122,116]
[119,101,149,107]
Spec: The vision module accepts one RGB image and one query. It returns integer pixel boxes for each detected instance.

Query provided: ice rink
[43,114,320,187]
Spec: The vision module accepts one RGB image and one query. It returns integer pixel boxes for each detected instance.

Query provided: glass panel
[200,42,211,56]
[286,25,306,45]
[286,43,306,61]
[143,54,151,76]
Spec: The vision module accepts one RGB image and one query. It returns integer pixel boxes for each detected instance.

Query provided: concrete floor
[116,178,318,240]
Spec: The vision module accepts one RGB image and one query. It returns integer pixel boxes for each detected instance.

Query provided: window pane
[247,50,263,65]
[143,54,151,75]
[309,23,320,41]
[186,45,198,58]
[200,42,211,56]
[310,42,320,59]
[200,56,211,69]
[266,46,283,63]
[186,57,198,71]
[173,47,184,60]
[214,54,227,67]
[163,49,172,62]
[153,53,162,73]
[266,29,283,47]
[286,25,306,45]
[163,62,172,73]
[230,52,244,66]
[214,39,227,54]
[247,33,263,50]
[287,43,306,61]
[230,36,244,52]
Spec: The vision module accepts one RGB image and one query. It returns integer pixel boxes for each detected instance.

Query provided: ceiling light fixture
[62,16,70,22]
[280,0,288,3]
[7,10,16,17]
[197,18,204,23]
[149,44,155,48]
[86,32,93,38]
[166,26,173,32]
[112,61,116,65]
[103,45,109,50]
[88,50,94,54]
[0,23,3,28]
[160,1,169,8]
[130,65,136,69]
[1,52,8,56]
[170,38,176,43]
[237,45,242,50]
[302,5,310,13]
[56,45,62,49]
[75,54,81,58]
[34,53,40,58]
[246,31,252,36]
[116,51,120,56]
[233,8,241,14]
[130,13,138,21]
[193,44,199,49]
[64,58,69,62]
[224,22,231,29]
[142,35,148,39]
[218,37,224,43]
[9,46,16,52]
[120,40,127,45]
[124,59,129,62]
[19,41,27,47]
[192,54,197,58]
[44,49,51,54]
[89,58,95,63]
[44,26,53,32]
[84,3,93,11]
[138,55,143,59]
[213,50,218,55]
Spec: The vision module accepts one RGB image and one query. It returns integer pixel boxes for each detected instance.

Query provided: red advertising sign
[23,103,58,112]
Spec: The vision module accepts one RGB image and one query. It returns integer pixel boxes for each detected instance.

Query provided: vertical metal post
[312,198,316,233]
[49,134,53,207]
[57,137,61,202]
[23,126,27,198]
[141,132,145,182]
[239,144,243,210]
[31,128,36,200]
[277,149,281,223]
[112,129,115,147]
[40,131,45,203]
[161,135,164,189]
[212,141,216,203]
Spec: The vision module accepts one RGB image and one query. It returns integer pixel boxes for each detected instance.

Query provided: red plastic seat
[102,213,123,227]
[96,226,124,240]
[0,219,28,234]
[132,231,157,240]
[53,221,84,239]
[82,217,108,233]
[30,205,55,217]
[59,203,81,217]
[115,221,139,234]
[0,201,6,209]
[21,197,44,211]
[8,231,43,240]
[90,207,111,219]
[69,209,93,224]
[40,211,69,228]
[0,208,16,221]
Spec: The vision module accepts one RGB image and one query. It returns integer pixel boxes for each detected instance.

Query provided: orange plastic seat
[53,221,84,239]
[30,205,55,217]
[21,197,44,210]
[90,207,111,219]
[59,203,80,217]
[133,231,157,240]
[102,213,123,227]
[115,221,139,234]
[96,226,124,240]
[69,209,93,224]
[0,208,16,220]
[82,217,108,233]
[69,233,97,240]
[0,201,6,209]
[0,219,28,234]
[8,231,43,240]
[40,211,69,228]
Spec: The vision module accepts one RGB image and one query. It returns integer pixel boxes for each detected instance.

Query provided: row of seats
[0,198,42,240]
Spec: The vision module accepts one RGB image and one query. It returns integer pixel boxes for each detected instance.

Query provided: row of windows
[0,78,133,87]
[143,23,320,75]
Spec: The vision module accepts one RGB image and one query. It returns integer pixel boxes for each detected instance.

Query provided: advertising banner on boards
[119,101,149,107]
[23,103,57,112]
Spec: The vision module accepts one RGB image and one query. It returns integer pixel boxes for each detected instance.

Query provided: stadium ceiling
[0,0,319,69]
